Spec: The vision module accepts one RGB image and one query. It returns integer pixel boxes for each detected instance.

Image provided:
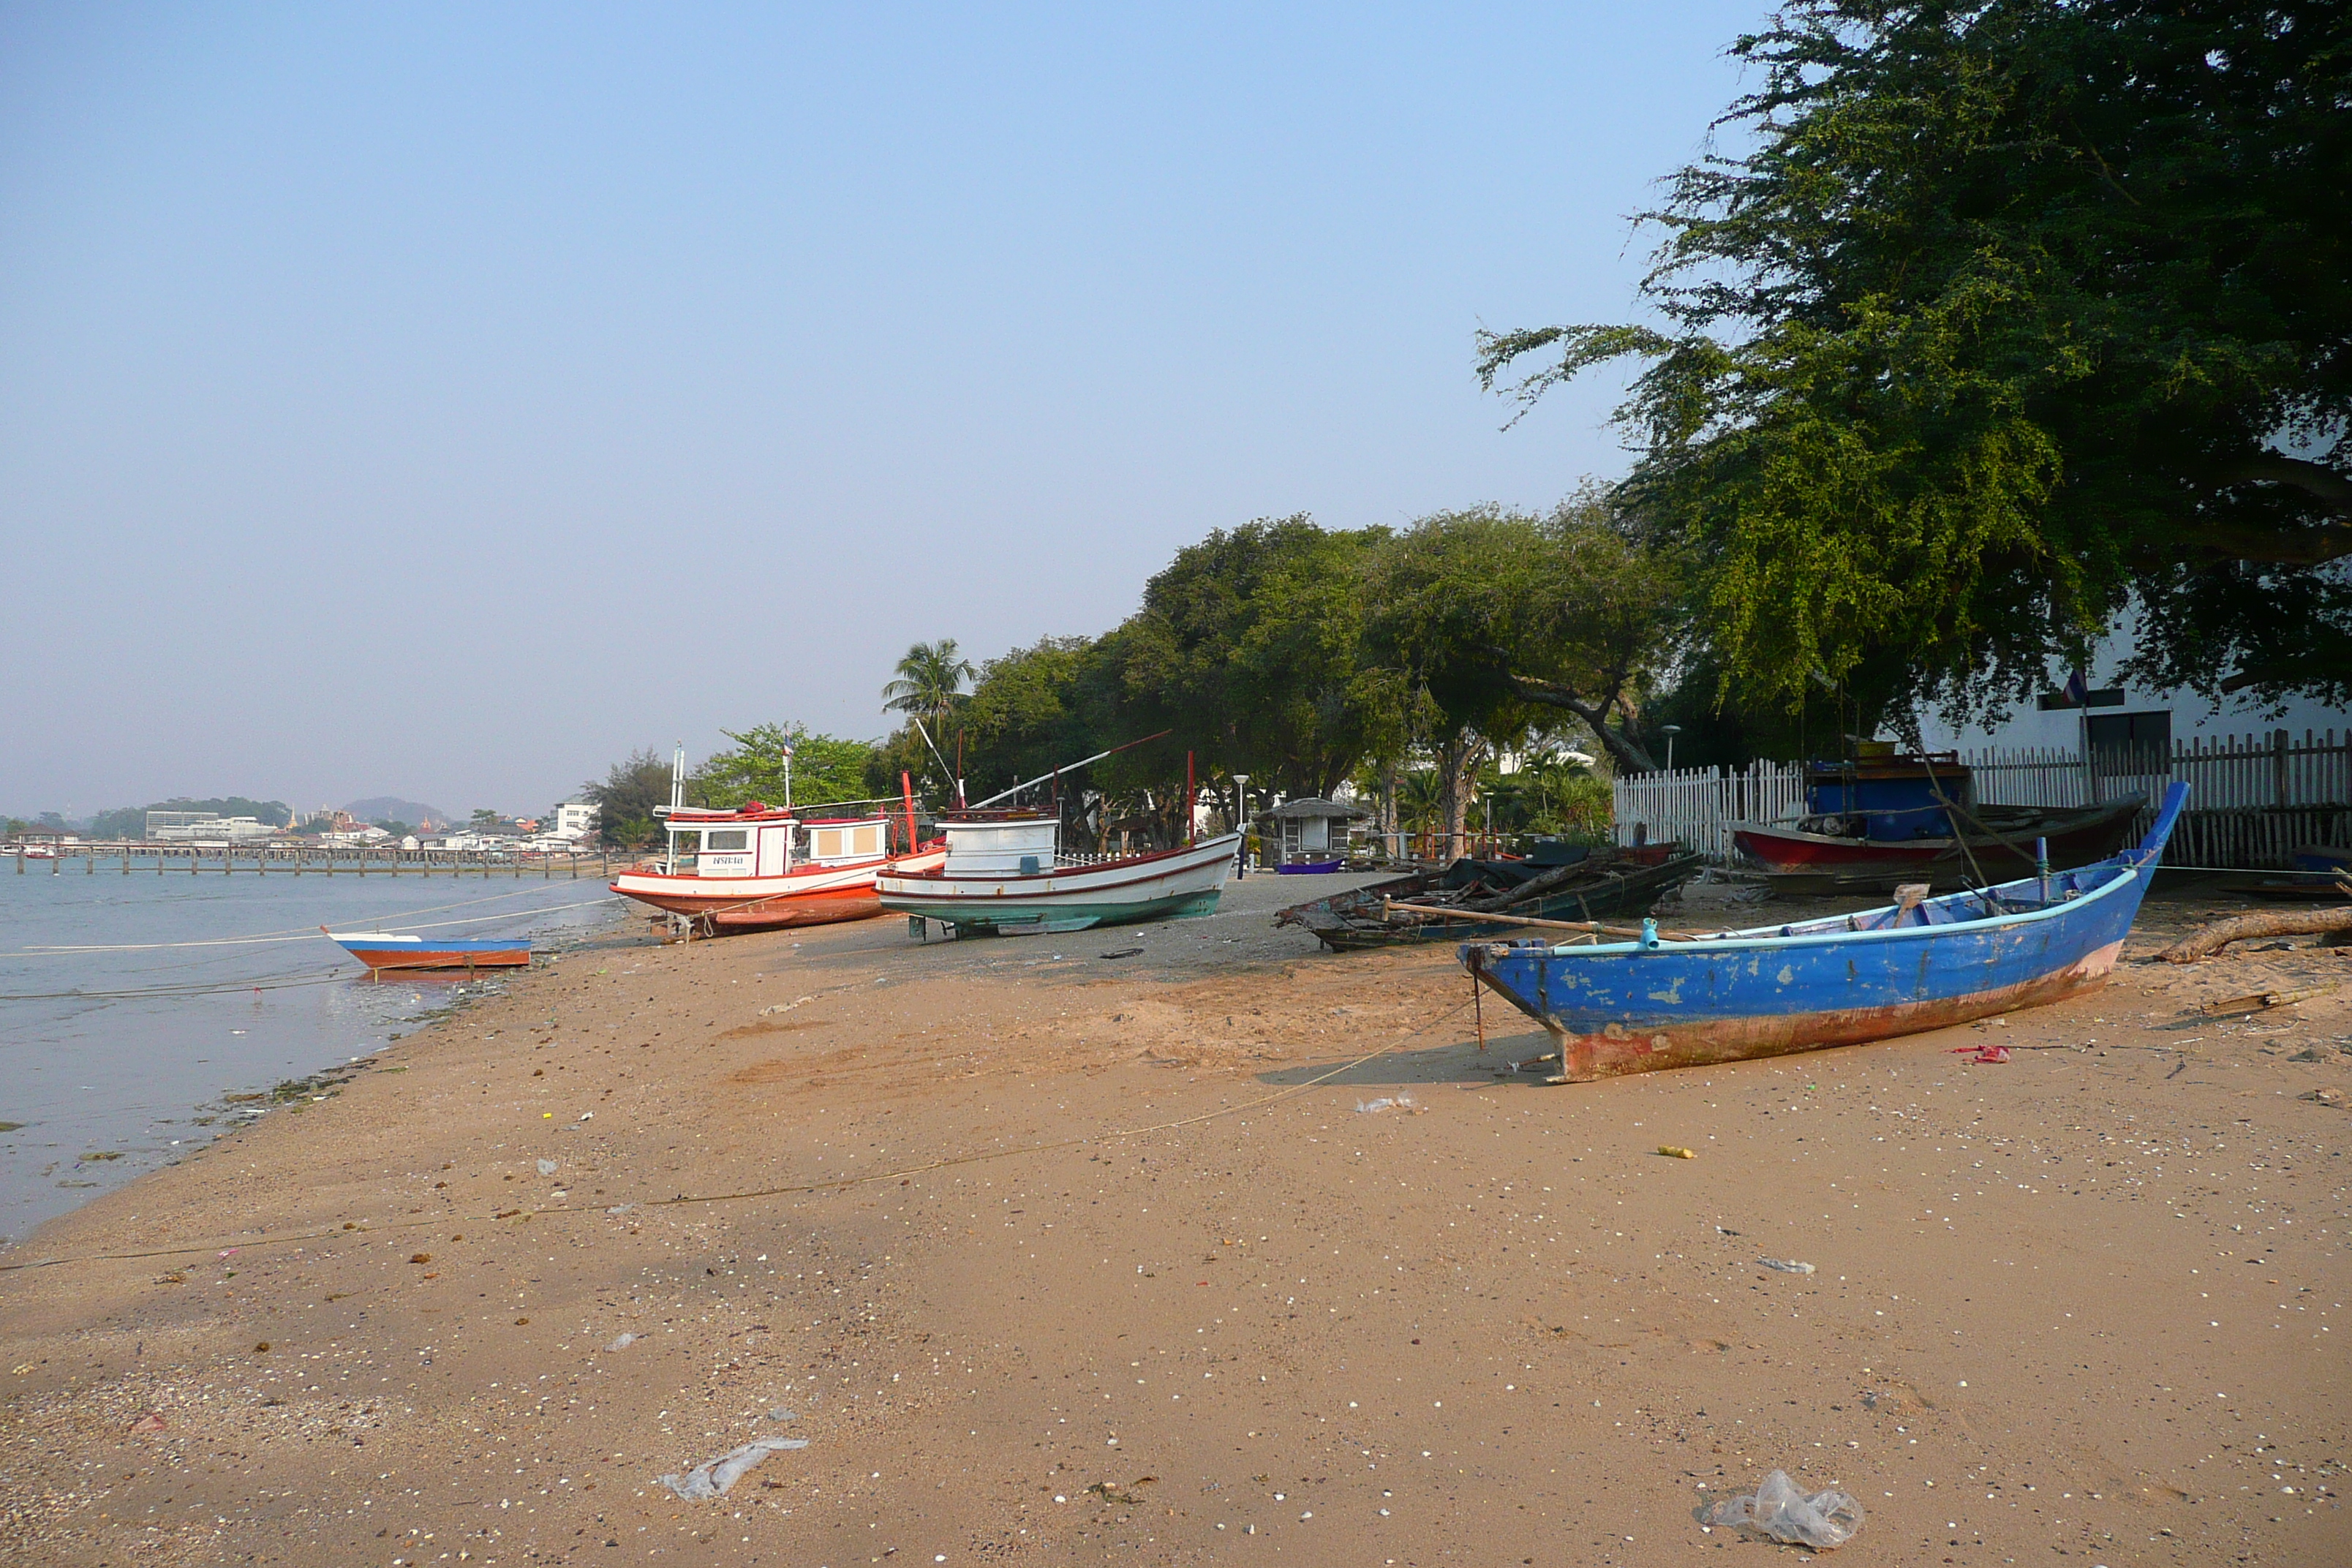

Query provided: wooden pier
[8,841,613,878]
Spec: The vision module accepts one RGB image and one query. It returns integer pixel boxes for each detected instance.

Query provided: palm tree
[881,639,976,728]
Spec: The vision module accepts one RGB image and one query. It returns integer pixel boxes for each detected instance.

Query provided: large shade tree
[1479,0,2351,723]
[1116,517,1406,798]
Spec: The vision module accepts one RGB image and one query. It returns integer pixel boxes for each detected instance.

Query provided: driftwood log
[2157,905,2352,963]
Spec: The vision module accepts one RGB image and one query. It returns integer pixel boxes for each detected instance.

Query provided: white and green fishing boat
[876,813,1240,937]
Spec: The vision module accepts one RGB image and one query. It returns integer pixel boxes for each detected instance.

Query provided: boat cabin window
[705,829,750,852]
[808,822,885,862]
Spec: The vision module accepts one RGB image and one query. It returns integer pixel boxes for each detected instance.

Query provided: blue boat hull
[1463,785,2187,1080]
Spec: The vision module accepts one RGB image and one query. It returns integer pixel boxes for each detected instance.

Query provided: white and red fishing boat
[878,813,1240,936]
[610,800,944,935]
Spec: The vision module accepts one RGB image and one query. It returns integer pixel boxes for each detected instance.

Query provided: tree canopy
[1479,0,2351,723]
[881,640,976,730]
[1116,518,1404,798]
[585,504,1683,857]
[694,724,876,812]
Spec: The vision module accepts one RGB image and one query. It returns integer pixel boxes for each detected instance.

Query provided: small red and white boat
[610,801,944,935]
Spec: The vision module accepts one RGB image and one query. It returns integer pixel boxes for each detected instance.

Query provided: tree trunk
[1493,668,1659,772]
[1434,734,1485,863]
[2157,904,2352,963]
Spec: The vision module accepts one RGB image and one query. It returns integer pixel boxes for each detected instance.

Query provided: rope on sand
[0,995,1479,1274]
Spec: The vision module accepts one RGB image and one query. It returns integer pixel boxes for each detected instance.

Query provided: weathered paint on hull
[880,834,1238,937]
[1732,799,2139,873]
[616,881,881,930]
[609,849,947,933]
[1476,938,2121,1080]
[896,889,1219,935]
[347,947,532,971]
[1468,783,2187,1082]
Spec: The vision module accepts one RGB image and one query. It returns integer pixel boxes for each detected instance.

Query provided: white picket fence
[1614,729,2352,870]
[1612,760,1808,863]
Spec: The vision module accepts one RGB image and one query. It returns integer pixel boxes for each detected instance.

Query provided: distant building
[150,813,274,844]
[1918,621,2347,760]
[553,801,599,840]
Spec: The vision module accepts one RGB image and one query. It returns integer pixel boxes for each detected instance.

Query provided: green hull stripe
[883,890,1221,930]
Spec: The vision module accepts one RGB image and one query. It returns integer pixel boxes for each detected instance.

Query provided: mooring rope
[7,891,622,957]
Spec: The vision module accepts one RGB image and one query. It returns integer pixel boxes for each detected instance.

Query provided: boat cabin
[939,814,1059,876]
[1803,750,1975,841]
[659,802,894,878]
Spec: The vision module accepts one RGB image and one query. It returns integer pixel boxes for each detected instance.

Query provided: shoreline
[2,875,2345,1565]
[0,877,632,1243]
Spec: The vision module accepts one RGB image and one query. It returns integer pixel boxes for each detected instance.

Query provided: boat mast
[964,729,1174,811]
[663,742,685,875]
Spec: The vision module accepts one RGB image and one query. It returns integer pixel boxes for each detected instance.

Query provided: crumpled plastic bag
[657,1436,809,1500]
[1703,1469,1863,1550]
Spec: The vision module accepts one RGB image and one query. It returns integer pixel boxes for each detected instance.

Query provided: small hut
[1256,797,1367,872]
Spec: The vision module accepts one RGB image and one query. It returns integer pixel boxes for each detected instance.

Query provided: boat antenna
[965,729,1174,810]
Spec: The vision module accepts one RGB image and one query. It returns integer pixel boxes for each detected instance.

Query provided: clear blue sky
[0,2,1771,819]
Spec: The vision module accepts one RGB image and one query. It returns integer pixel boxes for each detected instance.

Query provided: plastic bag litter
[605,1333,638,1351]
[1354,1093,1418,1115]
[657,1436,810,1500]
[1703,1470,1863,1550]
[537,1158,558,1175]
[1757,1257,1816,1275]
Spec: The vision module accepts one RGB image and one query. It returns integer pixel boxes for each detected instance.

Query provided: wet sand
[2,873,2346,1566]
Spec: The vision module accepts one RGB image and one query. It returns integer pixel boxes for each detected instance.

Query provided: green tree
[581,748,680,849]
[881,639,977,730]
[1363,510,1548,850]
[693,725,875,811]
[1479,0,2352,723]
[954,637,1105,799]
[1115,517,1406,797]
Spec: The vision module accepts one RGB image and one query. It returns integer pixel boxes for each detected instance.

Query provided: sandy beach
[2,873,2345,1567]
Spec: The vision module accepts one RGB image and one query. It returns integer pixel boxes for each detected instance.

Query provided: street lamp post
[1659,724,1684,774]
[1230,774,1250,878]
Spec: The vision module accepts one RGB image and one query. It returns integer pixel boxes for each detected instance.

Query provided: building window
[2087,710,2171,761]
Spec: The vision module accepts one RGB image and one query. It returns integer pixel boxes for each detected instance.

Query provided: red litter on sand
[1950,1043,2010,1064]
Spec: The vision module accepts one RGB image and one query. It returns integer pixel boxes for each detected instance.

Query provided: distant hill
[344,796,447,829]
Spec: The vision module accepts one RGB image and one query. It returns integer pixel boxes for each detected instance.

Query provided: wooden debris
[2198,984,2338,1017]
[2156,905,2352,963]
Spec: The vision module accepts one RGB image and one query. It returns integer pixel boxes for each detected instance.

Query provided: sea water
[0,859,632,1246]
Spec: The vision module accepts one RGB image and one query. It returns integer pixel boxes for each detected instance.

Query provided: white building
[552,801,599,840]
[150,813,275,844]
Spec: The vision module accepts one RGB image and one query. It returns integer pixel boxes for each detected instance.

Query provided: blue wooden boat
[1460,783,2188,1082]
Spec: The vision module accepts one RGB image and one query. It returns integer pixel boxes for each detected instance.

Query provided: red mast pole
[900,771,918,855]
[1186,750,1196,847]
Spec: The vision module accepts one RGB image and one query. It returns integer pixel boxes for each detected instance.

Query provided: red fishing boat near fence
[1730,751,2145,889]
